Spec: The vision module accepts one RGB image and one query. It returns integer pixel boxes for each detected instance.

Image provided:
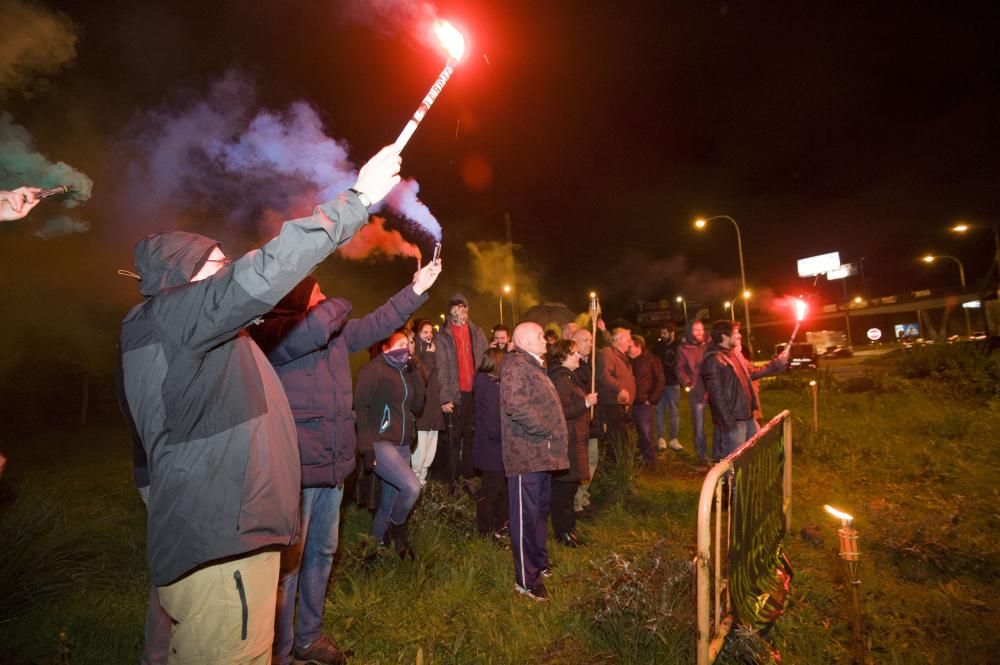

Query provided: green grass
[0,363,998,664]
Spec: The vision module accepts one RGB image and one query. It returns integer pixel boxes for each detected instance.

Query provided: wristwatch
[349,188,372,209]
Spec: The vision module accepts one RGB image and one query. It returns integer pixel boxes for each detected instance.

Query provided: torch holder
[837,525,861,584]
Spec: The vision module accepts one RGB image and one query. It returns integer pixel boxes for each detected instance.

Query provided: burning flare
[433,20,466,61]
[795,298,808,321]
[824,505,853,522]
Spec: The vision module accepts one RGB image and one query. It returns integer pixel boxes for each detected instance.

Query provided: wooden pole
[810,381,819,430]
[590,293,600,419]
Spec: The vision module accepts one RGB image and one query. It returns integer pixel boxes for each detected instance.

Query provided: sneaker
[514,583,549,601]
[668,439,683,451]
[656,437,668,451]
[294,635,352,665]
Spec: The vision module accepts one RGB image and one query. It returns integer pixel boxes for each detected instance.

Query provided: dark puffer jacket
[355,353,426,454]
[701,344,786,431]
[499,350,569,477]
[118,193,367,585]
[249,281,427,487]
[548,365,590,483]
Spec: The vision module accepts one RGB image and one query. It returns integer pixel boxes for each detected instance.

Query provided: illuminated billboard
[797,252,841,278]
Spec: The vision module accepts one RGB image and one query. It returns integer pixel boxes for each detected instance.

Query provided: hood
[134,231,220,297]
[273,276,319,315]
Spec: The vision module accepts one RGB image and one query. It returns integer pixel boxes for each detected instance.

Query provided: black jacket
[651,336,679,386]
[473,371,504,473]
[119,193,367,585]
[249,281,427,488]
[414,339,446,431]
[355,354,427,455]
[548,365,590,483]
[436,320,489,405]
[701,344,786,431]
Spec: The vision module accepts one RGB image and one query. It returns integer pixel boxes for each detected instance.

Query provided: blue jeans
[372,441,421,541]
[719,419,760,459]
[632,403,656,463]
[656,385,681,441]
[690,398,708,461]
[274,486,343,664]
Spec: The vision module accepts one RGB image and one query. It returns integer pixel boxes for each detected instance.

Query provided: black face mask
[384,348,411,368]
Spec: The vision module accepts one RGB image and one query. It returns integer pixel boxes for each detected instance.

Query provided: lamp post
[676,295,688,323]
[922,254,971,338]
[951,220,1000,301]
[695,215,753,353]
[500,284,511,325]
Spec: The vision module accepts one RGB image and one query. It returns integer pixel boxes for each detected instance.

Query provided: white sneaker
[668,439,683,451]
[656,438,668,451]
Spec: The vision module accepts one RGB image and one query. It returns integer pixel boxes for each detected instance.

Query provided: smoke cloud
[339,215,421,262]
[33,214,90,239]
[603,249,741,307]
[0,113,94,205]
[0,0,77,99]
[341,0,439,47]
[122,71,441,241]
[465,241,540,313]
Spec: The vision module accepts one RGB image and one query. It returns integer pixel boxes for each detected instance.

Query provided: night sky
[2,0,999,336]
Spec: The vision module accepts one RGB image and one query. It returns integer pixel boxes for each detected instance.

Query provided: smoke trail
[341,0,439,46]
[33,215,90,239]
[339,215,422,261]
[0,0,78,99]
[384,179,442,240]
[122,71,441,240]
[0,113,94,206]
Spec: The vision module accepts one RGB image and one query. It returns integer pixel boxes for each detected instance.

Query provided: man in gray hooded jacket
[118,146,401,664]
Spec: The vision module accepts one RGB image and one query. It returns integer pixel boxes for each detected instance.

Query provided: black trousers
[441,391,475,483]
[476,470,509,535]
[550,479,579,535]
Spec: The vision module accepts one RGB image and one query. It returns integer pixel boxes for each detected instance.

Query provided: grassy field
[1,350,997,664]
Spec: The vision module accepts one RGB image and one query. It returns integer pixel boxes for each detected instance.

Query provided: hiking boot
[294,635,352,665]
[656,437,668,451]
[514,583,549,602]
[668,438,683,451]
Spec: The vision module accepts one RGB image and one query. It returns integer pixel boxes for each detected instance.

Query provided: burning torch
[589,292,601,417]
[824,504,866,664]
[394,21,466,151]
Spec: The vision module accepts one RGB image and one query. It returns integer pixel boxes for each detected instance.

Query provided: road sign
[866,328,882,341]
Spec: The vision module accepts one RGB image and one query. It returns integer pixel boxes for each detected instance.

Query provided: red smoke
[769,294,809,319]
[339,215,422,262]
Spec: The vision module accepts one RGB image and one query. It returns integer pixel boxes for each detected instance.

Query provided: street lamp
[950,220,1000,299]
[922,254,971,337]
[695,215,753,353]
[723,300,734,322]
[500,283,511,325]
[676,295,688,323]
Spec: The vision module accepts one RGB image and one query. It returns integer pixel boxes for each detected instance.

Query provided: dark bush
[893,343,1000,398]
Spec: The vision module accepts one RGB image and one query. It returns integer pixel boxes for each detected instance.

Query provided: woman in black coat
[412,320,444,486]
[473,347,509,538]
[546,339,598,547]
[356,331,426,558]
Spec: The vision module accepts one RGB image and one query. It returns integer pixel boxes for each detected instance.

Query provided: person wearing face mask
[433,294,489,494]
[356,331,428,559]
[411,320,444,486]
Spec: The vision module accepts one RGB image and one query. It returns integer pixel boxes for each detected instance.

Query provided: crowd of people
[3,154,789,662]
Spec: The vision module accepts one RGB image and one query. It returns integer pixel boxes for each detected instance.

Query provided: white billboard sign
[797,252,841,278]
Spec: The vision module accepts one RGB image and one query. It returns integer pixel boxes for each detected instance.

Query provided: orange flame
[824,505,853,521]
[433,20,466,61]
[795,299,808,321]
